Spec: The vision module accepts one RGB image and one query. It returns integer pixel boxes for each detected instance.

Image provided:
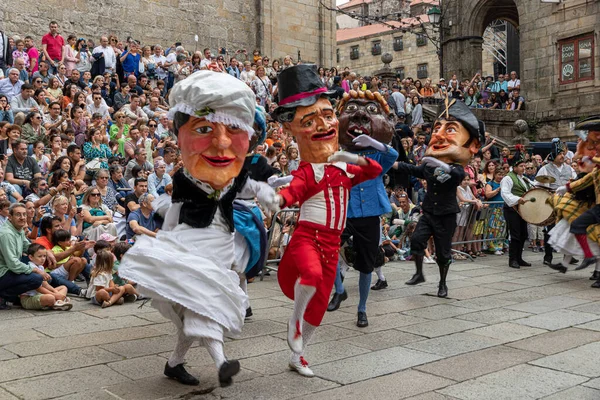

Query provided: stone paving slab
[0,388,17,400]
[34,315,153,337]
[530,341,600,378]
[402,304,477,320]
[304,369,455,400]
[270,323,362,344]
[542,385,600,399]
[398,318,485,338]
[405,332,504,357]
[0,365,131,400]
[439,364,588,400]
[504,295,591,314]
[311,346,442,384]
[454,308,534,324]
[0,349,17,362]
[332,312,428,333]
[466,322,548,343]
[513,309,600,331]
[340,329,426,351]
[414,346,543,382]
[506,327,600,355]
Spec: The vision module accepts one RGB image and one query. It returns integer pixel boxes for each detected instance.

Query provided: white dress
[547,219,600,257]
[119,187,249,342]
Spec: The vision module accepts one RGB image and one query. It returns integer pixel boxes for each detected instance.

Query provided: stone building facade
[0,0,336,67]
[443,0,600,140]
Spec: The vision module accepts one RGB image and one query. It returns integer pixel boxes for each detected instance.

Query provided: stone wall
[0,0,336,66]
[337,29,440,79]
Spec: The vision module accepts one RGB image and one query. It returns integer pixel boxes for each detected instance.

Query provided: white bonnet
[168,70,256,137]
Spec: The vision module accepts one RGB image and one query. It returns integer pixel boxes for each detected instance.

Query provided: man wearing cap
[119,71,279,387]
[500,148,534,269]
[536,138,576,267]
[397,100,482,297]
[557,117,600,271]
[272,64,382,377]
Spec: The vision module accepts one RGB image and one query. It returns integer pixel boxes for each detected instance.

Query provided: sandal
[468,252,477,258]
[476,252,486,257]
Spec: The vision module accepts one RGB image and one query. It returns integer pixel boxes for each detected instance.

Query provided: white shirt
[508,79,521,90]
[200,59,211,69]
[500,174,530,207]
[391,91,406,113]
[536,162,575,190]
[87,102,110,119]
[86,93,108,108]
[92,45,116,70]
[151,54,167,79]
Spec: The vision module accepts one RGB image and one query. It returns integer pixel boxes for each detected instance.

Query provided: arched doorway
[442,0,521,80]
[481,19,520,78]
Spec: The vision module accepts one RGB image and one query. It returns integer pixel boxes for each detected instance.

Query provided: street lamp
[427,6,442,25]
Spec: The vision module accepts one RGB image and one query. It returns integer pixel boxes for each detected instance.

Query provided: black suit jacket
[1,32,12,67]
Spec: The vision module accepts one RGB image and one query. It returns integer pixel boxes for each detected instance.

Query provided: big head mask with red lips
[336,90,395,152]
[574,116,600,160]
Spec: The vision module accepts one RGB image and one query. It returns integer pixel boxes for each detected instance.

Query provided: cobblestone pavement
[1,252,600,399]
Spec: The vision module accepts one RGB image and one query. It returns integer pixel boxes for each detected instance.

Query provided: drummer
[535,138,576,267]
[500,150,534,269]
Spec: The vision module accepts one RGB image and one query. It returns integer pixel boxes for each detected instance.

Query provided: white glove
[556,185,567,195]
[267,175,294,188]
[328,151,360,164]
[254,182,281,213]
[392,218,405,226]
[352,134,387,152]
[422,156,451,173]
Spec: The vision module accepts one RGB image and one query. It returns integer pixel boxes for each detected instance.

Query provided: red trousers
[278,222,341,327]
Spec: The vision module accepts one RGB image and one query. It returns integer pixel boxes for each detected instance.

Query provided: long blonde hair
[91,250,114,278]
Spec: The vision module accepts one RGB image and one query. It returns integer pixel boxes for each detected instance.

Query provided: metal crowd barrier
[452,200,507,261]
[260,208,299,280]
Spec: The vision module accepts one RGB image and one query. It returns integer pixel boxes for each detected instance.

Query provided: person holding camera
[75,39,92,74]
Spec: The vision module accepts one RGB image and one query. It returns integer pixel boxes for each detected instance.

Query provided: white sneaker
[494,250,503,256]
[397,249,406,255]
[424,257,436,264]
[287,319,303,354]
[289,356,314,377]
[52,300,73,311]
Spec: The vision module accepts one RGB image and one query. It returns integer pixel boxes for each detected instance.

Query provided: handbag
[85,158,106,173]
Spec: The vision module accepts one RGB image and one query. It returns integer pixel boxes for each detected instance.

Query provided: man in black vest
[396,99,484,297]
[500,151,533,269]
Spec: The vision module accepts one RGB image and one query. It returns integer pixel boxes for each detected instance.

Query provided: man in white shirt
[87,92,111,121]
[120,94,148,126]
[500,156,532,269]
[507,71,521,91]
[143,96,166,121]
[92,37,116,72]
[151,45,167,81]
[9,83,37,117]
[200,48,211,69]
[0,69,23,102]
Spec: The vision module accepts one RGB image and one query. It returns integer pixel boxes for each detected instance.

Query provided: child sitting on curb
[21,244,72,311]
[87,250,137,308]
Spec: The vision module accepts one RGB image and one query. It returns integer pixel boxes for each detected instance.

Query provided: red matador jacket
[279,159,382,233]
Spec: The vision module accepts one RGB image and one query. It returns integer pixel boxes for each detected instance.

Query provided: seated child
[21,244,72,311]
[87,250,138,308]
[51,229,87,281]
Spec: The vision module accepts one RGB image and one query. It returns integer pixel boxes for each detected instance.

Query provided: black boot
[590,271,600,281]
[437,261,450,298]
[549,263,567,273]
[164,362,200,386]
[327,290,348,312]
[245,307,253,318]
[356,311,369,327]
[592,279,600,288]
[218,360,241,387]
[406,255,426,285]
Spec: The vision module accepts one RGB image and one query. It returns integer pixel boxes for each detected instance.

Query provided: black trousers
[411,212,456,266]
[342,216,381,274]
[571,205,600,235]
[504,206,528,262]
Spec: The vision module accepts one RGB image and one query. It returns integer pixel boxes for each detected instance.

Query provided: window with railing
[396,67,405,80]
[416,33,427,47]
[350,46,359,60]
[559,34,594,84]
[417,63,428,79]
[371,41,382,56]
[393,37,403,51]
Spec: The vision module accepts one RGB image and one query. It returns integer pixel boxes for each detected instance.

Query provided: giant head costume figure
[272,65,338,163]
[426,99,485,166]
[169,70,256,189]
[336,89,395,151]
[574,116,600,160]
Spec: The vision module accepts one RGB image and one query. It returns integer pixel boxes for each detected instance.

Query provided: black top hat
[272,64,335,122]
[437,99,485,144]
[574,115,600,141]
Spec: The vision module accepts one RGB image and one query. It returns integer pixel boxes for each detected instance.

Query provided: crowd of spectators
[0,20,537,310]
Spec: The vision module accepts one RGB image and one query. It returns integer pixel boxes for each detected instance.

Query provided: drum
[518,187,556,226]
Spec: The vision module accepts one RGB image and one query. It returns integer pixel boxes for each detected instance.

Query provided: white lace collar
[183,169,233,199]
[310,162,355,183]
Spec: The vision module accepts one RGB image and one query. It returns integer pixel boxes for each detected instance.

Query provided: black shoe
[371,279,388,290]
[571,258,579,265]
[509,260,520,269]
[327,291,348,312]
[576,257,597,271]
[437,283,448,298]
[592,280,600,289]
[0,297,10,310]
[164,362,200,386]
[590,271,600,280]
[543,258,552,267]
[218,360,240,387]
[549,263,568,273]
[405,273,425,285]
[356,311,368,328]
[518,260,532,267]
[245,307,253,318]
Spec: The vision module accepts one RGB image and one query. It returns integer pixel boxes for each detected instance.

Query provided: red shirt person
[41,21,64,71]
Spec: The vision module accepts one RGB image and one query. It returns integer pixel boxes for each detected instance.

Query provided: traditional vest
[171,169,248,232]
[508,171,531,197]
